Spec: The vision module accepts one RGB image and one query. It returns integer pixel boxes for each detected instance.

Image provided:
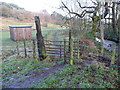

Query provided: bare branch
[91,0,98,5]
[61,1,94,18]
[77,0,96,8]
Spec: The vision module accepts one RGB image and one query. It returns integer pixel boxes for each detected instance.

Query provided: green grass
[2,55,119,88]
[2,57,56,82]
[29,64,119,88]
[1,29,119,88]
[0,29,67,46]
[47,23,66,29]
[0,31,16,46]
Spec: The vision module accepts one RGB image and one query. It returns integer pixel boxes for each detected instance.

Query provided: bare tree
[60,0,109,37]
[60,0,111,55]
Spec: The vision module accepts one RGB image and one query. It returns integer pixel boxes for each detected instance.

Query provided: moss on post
[70,38,73,65]
[77,40,80,60]
[92,16,99,37]
[111,44,116,65]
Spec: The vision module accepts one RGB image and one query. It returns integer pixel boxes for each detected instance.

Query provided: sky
[1,0,119,14]
[0,0,62,14]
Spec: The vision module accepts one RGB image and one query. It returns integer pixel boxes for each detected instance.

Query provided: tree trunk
[69,19,72,53]
[92,23,97,37]
[100,24,104,56]
[34,16,46,61]
[92,16,99,37]
[118,15,120,63]
[112,2,117,36]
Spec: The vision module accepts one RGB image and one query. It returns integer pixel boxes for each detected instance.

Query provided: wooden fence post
[23,40,27,58]
[60,41,62,59]
[70,38,73,65]
[64,39,67,64]
[33,40,36,59]
[111,43,116,65]
[77,40,80,59]
[35,16,46,61]
[16,41,20,57]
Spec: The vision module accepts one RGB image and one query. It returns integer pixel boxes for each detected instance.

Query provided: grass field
[0,28,67,46]
[1,17,65,31]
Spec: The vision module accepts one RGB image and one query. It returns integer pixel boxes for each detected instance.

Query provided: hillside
[0,2,33,21]
[0,2,64,31]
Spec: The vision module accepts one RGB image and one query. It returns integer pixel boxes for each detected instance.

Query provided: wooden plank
[45,44,67,47]
[45,40,69,43]
[46,52,78,56]
[46,54,63,56]
[46,52,61,55]
[46,47,64,50]
[46,49,61,52]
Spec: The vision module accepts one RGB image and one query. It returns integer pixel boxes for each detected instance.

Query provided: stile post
[33,39,36,59]
[64,39,67,64]
[35,16,46,61]
[23,40,27,58]
[16,41,20,57]
[70,38,73,65]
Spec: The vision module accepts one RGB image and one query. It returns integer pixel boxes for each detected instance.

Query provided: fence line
[14,39,113,63]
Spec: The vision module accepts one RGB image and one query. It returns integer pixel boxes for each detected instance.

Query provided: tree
[51,11,64,25]
[60,0,109,37]
[118,14,120,63]
[60,0,110,55]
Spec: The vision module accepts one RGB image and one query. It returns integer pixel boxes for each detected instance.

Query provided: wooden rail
[15,39,101,63]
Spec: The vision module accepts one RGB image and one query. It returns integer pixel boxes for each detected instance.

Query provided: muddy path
[2,64,64,88]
